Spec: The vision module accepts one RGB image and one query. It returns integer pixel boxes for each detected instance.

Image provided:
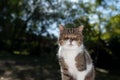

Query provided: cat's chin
[60,43,84,50]
[61,45,80,50]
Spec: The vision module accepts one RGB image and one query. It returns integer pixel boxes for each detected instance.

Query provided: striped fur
[59,26,83,46]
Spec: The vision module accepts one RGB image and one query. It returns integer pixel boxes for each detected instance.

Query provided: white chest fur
[58,44,93,80]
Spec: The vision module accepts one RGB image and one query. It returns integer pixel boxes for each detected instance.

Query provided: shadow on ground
[0,55,60,80]
[0,55,120,80]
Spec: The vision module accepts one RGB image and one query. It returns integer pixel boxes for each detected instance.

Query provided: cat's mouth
[69,43,73,46]
[64,40,78,47]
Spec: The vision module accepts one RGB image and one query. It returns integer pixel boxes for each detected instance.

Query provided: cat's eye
[71,38,77,41]
[70,38,74,41]
[64,37,68,40]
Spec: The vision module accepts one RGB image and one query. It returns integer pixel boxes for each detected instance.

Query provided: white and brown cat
[58,25,95,80]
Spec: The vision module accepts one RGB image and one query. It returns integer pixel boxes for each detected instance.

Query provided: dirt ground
[0,55,119,80]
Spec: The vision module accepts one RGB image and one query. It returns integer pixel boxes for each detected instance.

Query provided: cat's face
[58,25,84,49]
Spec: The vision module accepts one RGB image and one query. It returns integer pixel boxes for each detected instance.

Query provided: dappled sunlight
[0,0,120,80]
[0,57,60,80]
[0,56,120,80]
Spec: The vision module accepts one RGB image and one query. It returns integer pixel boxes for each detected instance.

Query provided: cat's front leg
[59,57,75,80]
[85,67,95,80]
[61,70,74,80]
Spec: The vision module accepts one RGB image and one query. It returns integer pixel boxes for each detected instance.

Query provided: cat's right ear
[78,25,84,32]
[59,25,64,32]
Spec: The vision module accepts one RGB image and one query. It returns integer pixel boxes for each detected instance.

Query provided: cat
[57,25,95,80]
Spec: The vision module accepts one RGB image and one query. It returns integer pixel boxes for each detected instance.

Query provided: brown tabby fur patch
[75,52,86,71]
[75,50,93,71]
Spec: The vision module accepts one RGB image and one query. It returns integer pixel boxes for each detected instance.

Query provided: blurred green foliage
[0,0,120,79]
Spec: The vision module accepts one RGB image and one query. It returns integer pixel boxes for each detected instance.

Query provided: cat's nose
[69,39,73,44]
[70,39,73,43]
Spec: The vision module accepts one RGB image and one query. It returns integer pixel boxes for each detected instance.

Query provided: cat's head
[58,25,84,49]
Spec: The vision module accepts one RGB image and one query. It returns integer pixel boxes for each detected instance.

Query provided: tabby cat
[58,25,95,80]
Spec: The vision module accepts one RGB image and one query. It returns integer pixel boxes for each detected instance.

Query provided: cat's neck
[60,44,84,50]
[58,44,84,59]
[59,44,85,55]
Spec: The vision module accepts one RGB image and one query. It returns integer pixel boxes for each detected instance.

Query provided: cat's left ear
[59,25,64,32]
[78,25,84,32]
